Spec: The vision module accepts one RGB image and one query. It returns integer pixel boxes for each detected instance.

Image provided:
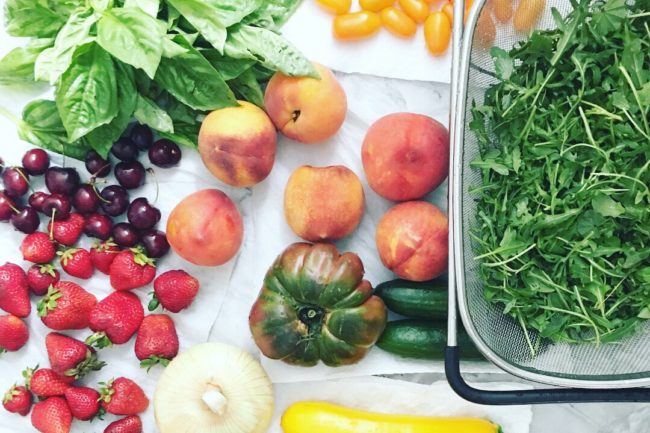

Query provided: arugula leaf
[35,10,98,85]
[590,0,627,34]
[0,39,53,85]
[134,94,174,133]
[123,0,160,16]
[97,7,166,79]
[55,43,119,142]
[4,0,68,37]
[592,194,625,217]
[490,47,513,81]
[154,35,237,111]
[225,25,318,78]
[229,68,265,108]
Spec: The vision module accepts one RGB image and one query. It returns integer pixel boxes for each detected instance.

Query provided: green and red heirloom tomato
[249,243,388,367]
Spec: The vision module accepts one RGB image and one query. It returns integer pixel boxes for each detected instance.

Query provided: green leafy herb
[470,0,650,350]
[0,39,53,85]
[134,94,175,133]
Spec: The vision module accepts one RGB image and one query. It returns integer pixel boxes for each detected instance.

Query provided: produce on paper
[104,416,142,433]
[0,314,29,353]
[0,0,315,159]
[281,401,501,433]
[24,366,74,398]
[362,113,449,201]
[134,314,179,370]
[27,264,60,296]
[471,0,649,348]
[38,282,97,331]
[0,262,31,317]
[63,386,101,421]
[284,165,365,241]
[198,101,277,188]
[2,384,32,416]
[167,189,244,267]
[87,291,145,348]
[45,333,105,379]
[376,201,448,282]
[31,396,72,433]
[333,11,383,39]
[424,11,452,55]
[108,248,156,291]
[150,270,201,313]
[264,63,348,144]
[375,278,448,320]
[99,377,149,416]
[154,343,274,433]
[381,7,418,37]
[249,243,387,366]
[377,319,482,360]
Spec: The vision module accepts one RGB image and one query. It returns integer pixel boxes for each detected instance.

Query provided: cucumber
[376,319,484,361]
[375,279,447,320]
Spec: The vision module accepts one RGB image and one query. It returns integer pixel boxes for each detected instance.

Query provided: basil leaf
[85,62,138,158]
[123,0,160,16]
[90,0,111,13]
[4,0,68,37]
[0,39,53,85]
[162,36,189,58]
[202,49,255,81]
[154,36,236,111]
[229,68,264,108]
[158,122,200,148]
[225,25,317,77]
[18,99,88,160]
[134,95,174,133]
[166,0,262,52]
[55,43,119,142]
[243,0,303,30]
[97,7,165,79]
[35,11,98,85]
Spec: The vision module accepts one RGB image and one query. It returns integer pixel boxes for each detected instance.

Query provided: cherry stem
[91,163,111,179]
[49,209,56,240]
[92,183,111,204]
[16,167,34,194]
[147,168,159,205]
[5,200,19,214]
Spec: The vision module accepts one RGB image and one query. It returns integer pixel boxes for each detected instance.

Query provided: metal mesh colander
[451,0,650,388]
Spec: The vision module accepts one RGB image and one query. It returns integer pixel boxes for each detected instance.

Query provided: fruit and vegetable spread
[471,0,650,350]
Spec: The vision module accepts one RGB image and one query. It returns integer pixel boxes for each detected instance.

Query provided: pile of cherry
[0,126,200,433]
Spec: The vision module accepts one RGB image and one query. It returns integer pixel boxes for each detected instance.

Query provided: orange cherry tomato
[315,0,352,14]
[333,11,382,40]
[441,2,454,24]
[424,11,452,55]
[381,7,417,37]
[360,0,395,12]
[398,0,429,23]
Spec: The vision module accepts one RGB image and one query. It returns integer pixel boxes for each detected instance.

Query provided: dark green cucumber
[376,319,484,361]
[375,279,447,320]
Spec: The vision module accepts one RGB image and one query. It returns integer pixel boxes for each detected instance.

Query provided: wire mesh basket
[446,0,650,404]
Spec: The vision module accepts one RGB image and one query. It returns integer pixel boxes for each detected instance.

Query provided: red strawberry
[25,367,74,398]
[109,248,156,291]
[3,384,32,416]
[27,264,60,296]
[20,232,56,264]
[45,333,105,379]
[47,213,85,246]
[0,262,30,317]
[104,415,142,433]
[135,314,179,370]
[58,248,93,279]
[91,240,120,275]
[37,281,97,330]
[87,292,144,348]
[151,270,200,313]
[99,378,149,415]
[31,396,72,433]
[0,314,28,352]
[64,386,102,421]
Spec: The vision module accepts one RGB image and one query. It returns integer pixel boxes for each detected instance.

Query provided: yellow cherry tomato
[333,11,382,40]
[424,11,452,55]
[475,9,496,48]
[398,0,429,23]
[441,2,453,24]
[359,0,395,12]
[315,0,352,14]
[381,7,417,37]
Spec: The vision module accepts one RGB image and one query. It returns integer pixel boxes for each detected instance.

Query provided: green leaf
[202,49,255,81]
[90,0,112,13]
[97,7,166,79]
[592,193,625,217]
[85,62,138,158]
[0,39,53,85]
[229,68,264,108]
[55,43,119,142]
[162,36,189,58]
[639,83,650,106]
[590,0,627,34]
[35,11,98,85]
[134,95,174,133]
[4,0,68,37]
[154,35,236,111]
[611,91,630,111]
[158,122,200,148]
[123,0,160,16]
[490,47,513,80]
[243,0,303,30]
[225,25,317,78]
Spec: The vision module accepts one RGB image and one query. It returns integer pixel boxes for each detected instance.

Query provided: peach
[167,189,243,266]
[362,113,449,201]
[264,62,347,144]
[284,165,364,241]
[375,201,448,281]
[198,101,277,188]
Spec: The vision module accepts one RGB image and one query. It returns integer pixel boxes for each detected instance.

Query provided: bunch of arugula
[0,0,314,159]
[470,0,650,353]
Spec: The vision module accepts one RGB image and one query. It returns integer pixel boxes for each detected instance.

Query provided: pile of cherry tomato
[316,0,473,55]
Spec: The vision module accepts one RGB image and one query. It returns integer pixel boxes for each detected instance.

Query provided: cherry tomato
[514,0,545,32]
[333,11,382,40]
[315,0,352,14]
[491,0,513,23]
[475,9,496,48]
[360,0,395,12]
[424,11,452,55]
[381,7,417,37]
[398,0,429,23]
[441,2,454,24]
